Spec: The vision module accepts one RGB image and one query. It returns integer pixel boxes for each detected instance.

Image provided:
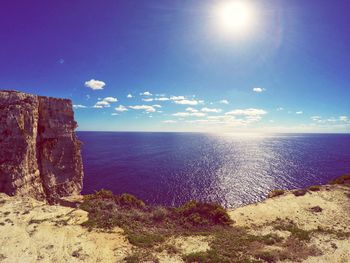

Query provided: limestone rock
[0,90,83,203]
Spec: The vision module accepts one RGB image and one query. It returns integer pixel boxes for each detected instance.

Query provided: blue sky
[1,0,349,133]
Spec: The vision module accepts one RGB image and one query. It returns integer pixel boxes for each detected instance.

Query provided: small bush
[268,190,285,198]
[151,207,168,222]
[309,206,323,213]
[126,231,165,248]
[177,200,233,227]
[273,220,311,241]
[293,189,307,197]
[329,174,350,185]
[183,251,228,263]
[309,185,321,192]
[124,253,141,263]
[115,193,145,209]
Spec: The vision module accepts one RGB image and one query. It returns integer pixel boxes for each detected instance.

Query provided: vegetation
[329,174,350,185]
[267,189,285,198]
[309,185,322,191]
[292,189,308,197]
[79,189,325,263]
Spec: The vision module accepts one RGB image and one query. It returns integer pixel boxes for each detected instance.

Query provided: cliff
[0,90,83,203]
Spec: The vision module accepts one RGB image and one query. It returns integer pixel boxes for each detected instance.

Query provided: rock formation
[0,90,83,203]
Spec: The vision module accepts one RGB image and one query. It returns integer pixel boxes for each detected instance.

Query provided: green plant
[309,185,321,191]
[115,193,145,209]
[292,189,307,197]
[329,174,350,185]
[177,200,233,227]
[267,190,285,198]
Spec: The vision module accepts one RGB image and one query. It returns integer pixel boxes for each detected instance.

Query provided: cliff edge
[0,90,83,203]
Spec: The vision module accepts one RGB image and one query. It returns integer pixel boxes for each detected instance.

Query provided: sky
[1,0,350,133]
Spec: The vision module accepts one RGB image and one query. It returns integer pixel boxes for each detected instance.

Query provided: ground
[0,183,350,262]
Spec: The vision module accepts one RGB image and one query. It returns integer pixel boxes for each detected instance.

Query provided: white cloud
[225,108,267,116]
[93,101,110,108]
[253,87,265,93]
[201,107,222,113]
[140,91,152,96]
[219,99,229,104]
[111,113,119,116]
[339,116,348,122]
[155,97,170,101]
[153,104,162,108]
[163,120,177,123]
[85,79,106,90]
[127,94,133,98]
[102,97,118,103]
[276,107,284,111]
[296,111,303,115]
[185,107,198,113]
[142,98,154,102]
[174,99,201,105]
[170,96,185,101]
[73,104,87,109]
[115,105,128,112]
[311,116,321,121]
[129,105,156,112]
[173,112,206,117]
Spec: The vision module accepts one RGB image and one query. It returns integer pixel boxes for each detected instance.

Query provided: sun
[214,1,255,36]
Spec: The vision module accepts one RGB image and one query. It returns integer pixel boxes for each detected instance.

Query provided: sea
[78,132,350,208]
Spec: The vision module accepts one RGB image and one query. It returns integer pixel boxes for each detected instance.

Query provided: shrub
[329,174,350,185]
[177,200,233,227]
[292,189,307,197]
[309,185,321,192]
[267,190,285,198]
[115,193,145,209]
[309,206,323,213]
[183,251,228,263]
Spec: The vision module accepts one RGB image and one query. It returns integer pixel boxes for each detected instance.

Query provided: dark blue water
[78,132,350,208]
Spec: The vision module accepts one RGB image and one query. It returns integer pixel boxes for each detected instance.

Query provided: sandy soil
[0,193,132,263]
[229,185,350,263]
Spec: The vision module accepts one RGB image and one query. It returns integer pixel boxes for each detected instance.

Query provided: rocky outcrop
[0,90,83,203]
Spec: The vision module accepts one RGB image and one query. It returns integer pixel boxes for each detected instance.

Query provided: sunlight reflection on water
[79,132,350,208]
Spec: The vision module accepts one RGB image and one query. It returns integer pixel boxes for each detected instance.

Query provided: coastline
[0,176,349,263]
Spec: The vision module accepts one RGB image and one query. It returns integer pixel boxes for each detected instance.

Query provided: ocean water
[78,132,350,208]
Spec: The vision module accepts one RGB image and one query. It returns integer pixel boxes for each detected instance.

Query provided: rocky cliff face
[0,90,83,203]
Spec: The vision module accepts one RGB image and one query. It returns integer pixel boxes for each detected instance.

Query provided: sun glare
[215,1,255,36]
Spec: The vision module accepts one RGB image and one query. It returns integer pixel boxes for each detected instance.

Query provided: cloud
[153,104,162,108]
[170,96,185,101]
[276,107,284,111]
[85,79,106,90]
[339,116,348,122]
[155,97,170,101]
[163,120,177,123]
[311,116,321,121]
[253,87,265,93]
[142,98,154,102]
[129,105,156,112]
[111,113,119,116]
[174,99,201,105]
[102,97,118,103]
[73,104,87,109]
[115,105,128,112]
[173,112,206,117]
[201,107,222,113]
[185,107,198,113]
[296,111,303,115]
[225,108,267,116]
[127,94,133,98]
[93,101,110,108]
[140,91,152,96]
[219,99,229,104]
